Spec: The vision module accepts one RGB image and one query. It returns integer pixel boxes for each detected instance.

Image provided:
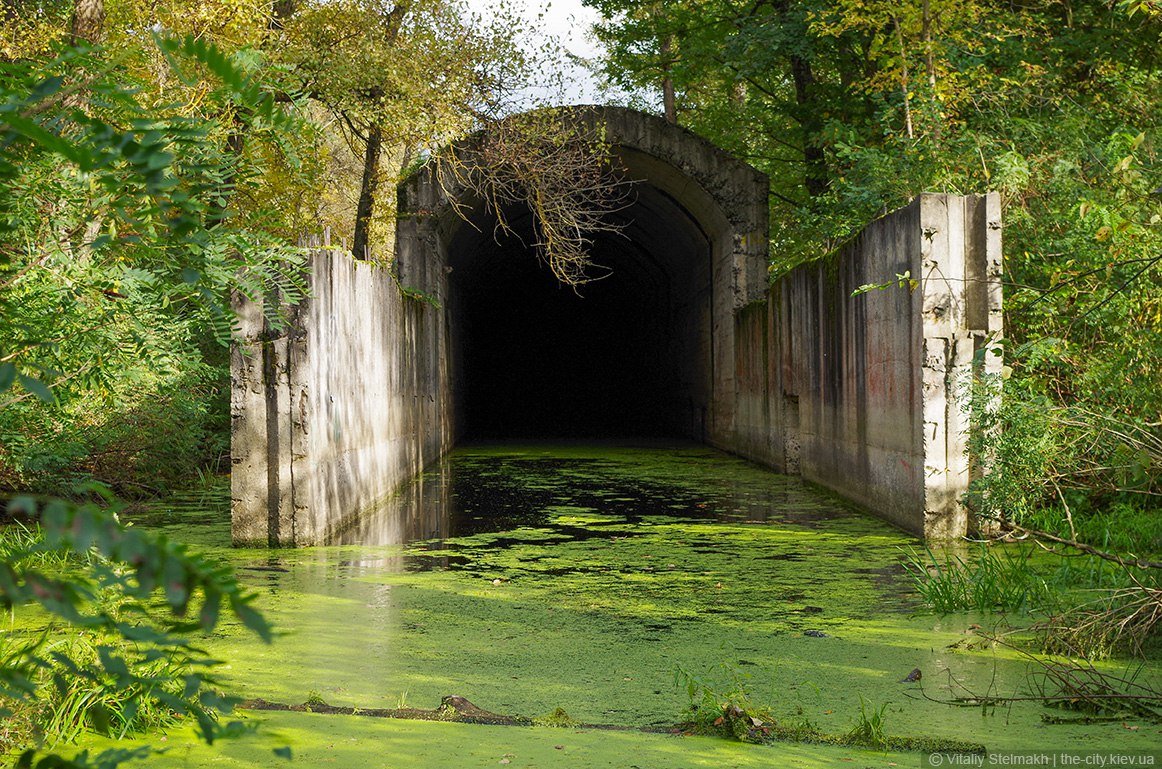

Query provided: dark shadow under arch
[448,180,712,438]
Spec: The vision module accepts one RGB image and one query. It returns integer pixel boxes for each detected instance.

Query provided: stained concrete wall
[231,250,451,546]
[725,193,1003,538]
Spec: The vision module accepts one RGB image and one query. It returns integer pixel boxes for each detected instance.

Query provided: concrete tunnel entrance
[396,107,773,449]
[448,189,713,440]
[232,104,997,545]
[232,106,773,546]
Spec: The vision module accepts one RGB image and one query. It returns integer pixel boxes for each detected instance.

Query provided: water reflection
[326,461,453,546]
[323,442,862,549]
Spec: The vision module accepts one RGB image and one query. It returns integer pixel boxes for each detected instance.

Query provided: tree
[276,0,529,258]
[587,0,841,199]
[0,37,294,767]
[0,34,310,492]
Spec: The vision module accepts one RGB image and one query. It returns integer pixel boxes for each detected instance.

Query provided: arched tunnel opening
[448,180,715,440]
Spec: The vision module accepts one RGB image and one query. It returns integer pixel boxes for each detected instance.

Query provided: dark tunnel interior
[448,181,714,440]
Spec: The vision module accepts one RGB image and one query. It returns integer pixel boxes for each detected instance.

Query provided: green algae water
[61,444,1162,765]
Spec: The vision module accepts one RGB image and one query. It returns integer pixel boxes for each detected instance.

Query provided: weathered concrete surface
[232,105,1001,543]
[231,251,451,546]
[728,193,1003,538]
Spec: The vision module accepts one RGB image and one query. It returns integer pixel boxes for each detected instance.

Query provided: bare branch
[435,107,633,287]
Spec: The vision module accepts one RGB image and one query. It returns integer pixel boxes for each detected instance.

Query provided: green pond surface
[62,444,1162,765]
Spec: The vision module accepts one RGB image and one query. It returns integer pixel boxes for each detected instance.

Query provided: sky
[465,0,643,108]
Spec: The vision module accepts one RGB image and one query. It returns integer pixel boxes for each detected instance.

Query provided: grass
[1057,503,1162,559]
[846,696,888,749]
[902,543,1048,614]
[902,535,1162,660]
[0,624,194,757]
[43,630,196,743]
[0,519,79,572]
[0,518,233,756]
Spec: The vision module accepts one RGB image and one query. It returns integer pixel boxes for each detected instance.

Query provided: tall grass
[903,540,1162,660]
[0,520,78,572]
[902,543,1049,614]
[39,632,194,744]
[846,696,889,749]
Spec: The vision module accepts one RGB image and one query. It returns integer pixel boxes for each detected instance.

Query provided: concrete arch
[397,106,769,306]
[395,106,770,442]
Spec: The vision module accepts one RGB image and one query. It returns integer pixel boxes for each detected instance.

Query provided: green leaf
[229,596,272,643]
[2,115,85,165]
[199,590,221,630]
[162,555,190,612]
[0,362,15,391]
[27,76,65,104]
[17,373,53,403]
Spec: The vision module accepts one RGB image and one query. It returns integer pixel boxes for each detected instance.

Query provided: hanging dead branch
[436,107,633,287]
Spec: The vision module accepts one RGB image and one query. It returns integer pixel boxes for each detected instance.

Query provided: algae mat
[83,713,910,768]
[86,443,1162,765]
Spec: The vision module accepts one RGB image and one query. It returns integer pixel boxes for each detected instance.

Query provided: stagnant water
[74,444,1162,765]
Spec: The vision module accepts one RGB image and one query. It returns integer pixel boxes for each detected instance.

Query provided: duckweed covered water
[60,444,1162,764]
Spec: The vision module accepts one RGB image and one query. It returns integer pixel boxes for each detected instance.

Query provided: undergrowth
[0,513,249,757]
[903,530,1161,716]
[903,541,1161,659]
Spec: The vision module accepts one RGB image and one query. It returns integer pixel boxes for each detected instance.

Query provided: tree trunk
[763,0,829,195]
[662,76,677,124]
[790,55,829,198]
[352,123,383,260]
[347,0,409,258]
[921,0,941,141]
[660,35,677,124]
[70,0,104,45]
[893,15,915,140]
[268,0,296,30]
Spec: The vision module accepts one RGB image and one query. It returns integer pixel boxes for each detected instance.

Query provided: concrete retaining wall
[724,193,1002,538]
[230,250,451,546]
